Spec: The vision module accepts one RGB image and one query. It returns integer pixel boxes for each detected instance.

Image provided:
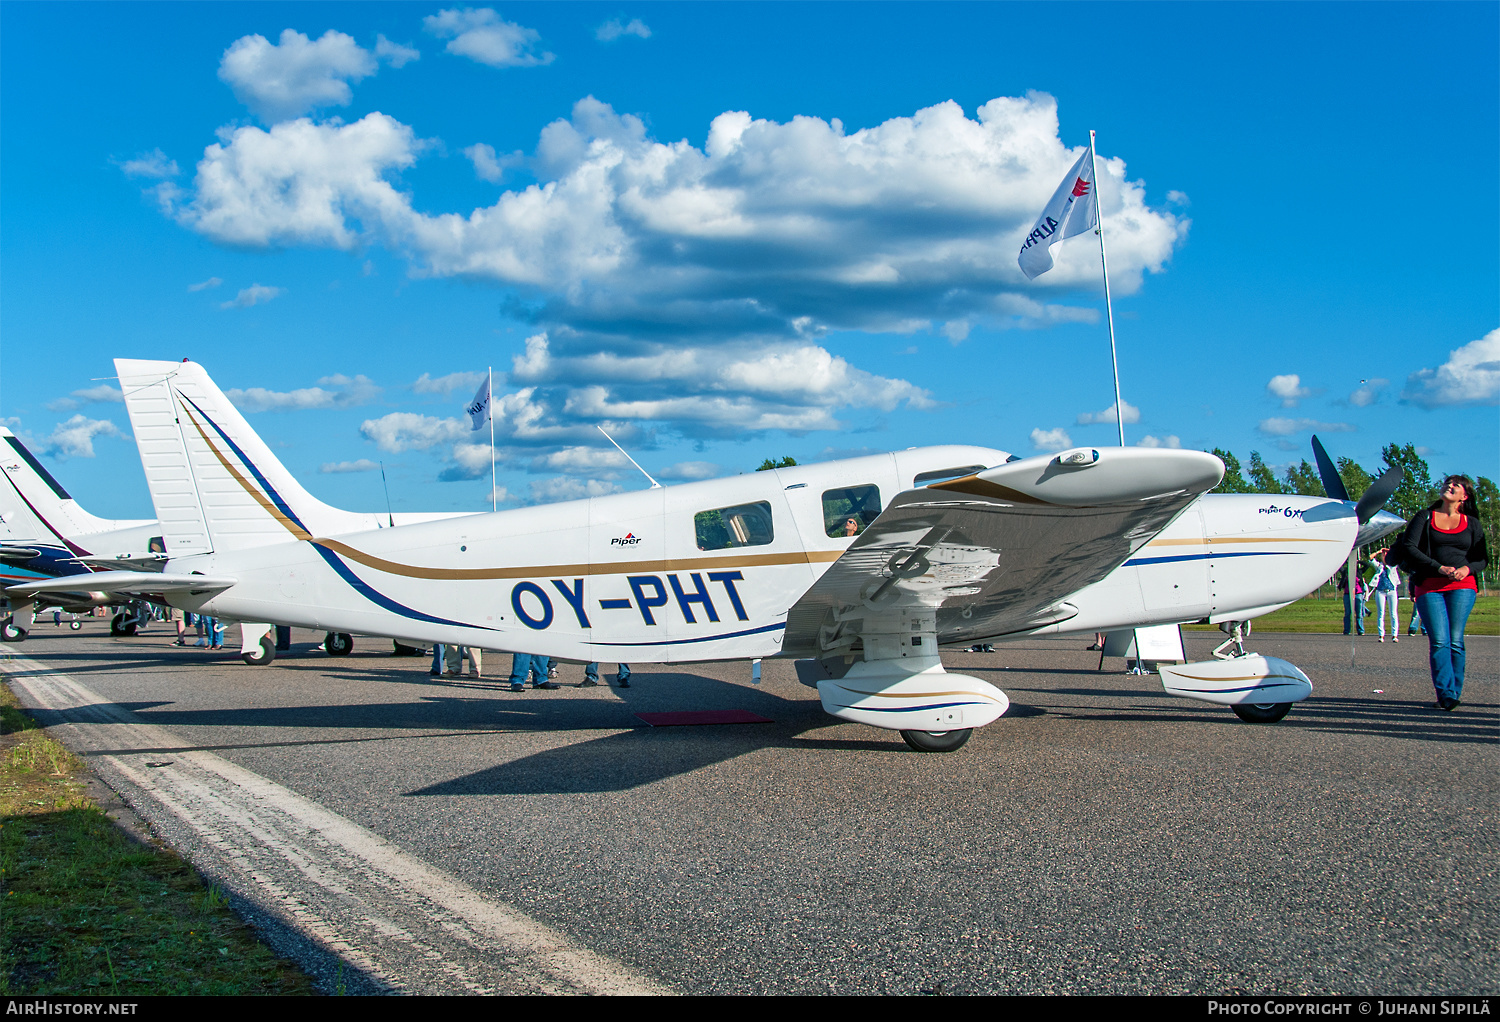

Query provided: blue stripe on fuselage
[185,396,493,632]
[1124,551,1304,567]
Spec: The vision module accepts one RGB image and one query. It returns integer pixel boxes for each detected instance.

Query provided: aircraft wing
[783,447,1223,658]
[6,570,236,598]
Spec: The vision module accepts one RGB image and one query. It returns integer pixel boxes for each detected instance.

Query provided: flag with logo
[465,376,491,430]
[1017,149,1099,280]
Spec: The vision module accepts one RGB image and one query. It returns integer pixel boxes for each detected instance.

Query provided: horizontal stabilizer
[7,570,237,598]
[69,553,169,572]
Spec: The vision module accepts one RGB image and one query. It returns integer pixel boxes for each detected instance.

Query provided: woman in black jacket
[1399,475,1488,710]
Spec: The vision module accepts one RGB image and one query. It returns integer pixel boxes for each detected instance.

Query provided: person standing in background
[1337,558,1371,636]
[1372,548,1401,642]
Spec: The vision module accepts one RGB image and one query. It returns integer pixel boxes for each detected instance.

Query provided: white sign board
[1100,624,1187,669]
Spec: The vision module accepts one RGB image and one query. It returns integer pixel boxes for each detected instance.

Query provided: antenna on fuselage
[597,425,661,489]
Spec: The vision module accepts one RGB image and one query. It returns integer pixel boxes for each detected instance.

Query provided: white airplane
[10,358,1403,752]
[0,401,473,645]
[0,427,161,639]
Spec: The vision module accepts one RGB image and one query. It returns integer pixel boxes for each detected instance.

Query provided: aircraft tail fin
[0,428,151,545]
[115,359,373,555]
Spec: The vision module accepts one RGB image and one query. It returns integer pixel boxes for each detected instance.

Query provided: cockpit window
[823,484,881,538]
[695,501,774,550]
[914,465,987,486]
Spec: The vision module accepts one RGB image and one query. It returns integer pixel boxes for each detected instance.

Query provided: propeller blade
[1355,464,1404,524]
[1311,435,1350,502]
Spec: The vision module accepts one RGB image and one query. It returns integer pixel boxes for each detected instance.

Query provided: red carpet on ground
[634,709,774,727]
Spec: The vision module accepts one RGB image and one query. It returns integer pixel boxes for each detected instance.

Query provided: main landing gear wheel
[1,621,26,642]
[110,615,138,637]
[900,728,973,753]
[1232,702,1293,724]
[242,633,275,666]
[324,632,354,657]
[69,619,81,631]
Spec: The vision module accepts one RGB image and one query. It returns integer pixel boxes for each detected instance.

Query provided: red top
[1414,514,1480,596]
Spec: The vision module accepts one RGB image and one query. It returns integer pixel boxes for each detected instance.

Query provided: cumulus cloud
[1266,373,1314,408]
[221,284,283,309]
[170,94,1184,331]
[187,276,223,292]
[46,385,124,413]
[1401,329,1500,409]
[161,90,1189,469]
[227,374,380,412]
[596,18,650,41]
[529,446,629,476]
[1076,400,1140,425]
[360,412,470,452]
[1348,378,1389,407]
[508,332,931,436]
[657,461,721,481]
[529,477,624,504]
[1257,417,1354,437]
[1030,427,1072,452]
[423,8,554,68]
[463,142,523,183]
[375,35,420,68]
[36,416,125,459]
[218,29,378,123]
[941,320,970,343]
[319,459,382,474]
[119,148,179,179]
[411,370,489,397]
[1136,434,1181,449]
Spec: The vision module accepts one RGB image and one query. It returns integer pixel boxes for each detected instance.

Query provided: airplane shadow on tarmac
[16,642,1494,796]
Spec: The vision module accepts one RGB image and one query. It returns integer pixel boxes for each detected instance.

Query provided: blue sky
[2,1,1496,519]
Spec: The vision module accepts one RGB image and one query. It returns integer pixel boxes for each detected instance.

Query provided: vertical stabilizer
[116,359,377,555]
[0,429,154,545]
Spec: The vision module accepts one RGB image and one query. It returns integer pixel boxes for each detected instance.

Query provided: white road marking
[0,646,671,996]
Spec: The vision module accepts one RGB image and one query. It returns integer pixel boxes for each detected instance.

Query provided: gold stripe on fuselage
[314,538,844,581]
[180,402,314,542]
[183,398,845,581]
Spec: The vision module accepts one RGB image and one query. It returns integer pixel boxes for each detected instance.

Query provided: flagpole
[1089,130,1126,447]
[488,366,496,512]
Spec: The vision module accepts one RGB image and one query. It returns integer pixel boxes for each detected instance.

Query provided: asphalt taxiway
[2,623,1494,995]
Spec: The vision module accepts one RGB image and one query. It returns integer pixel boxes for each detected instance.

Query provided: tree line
[1210,443,1498,590]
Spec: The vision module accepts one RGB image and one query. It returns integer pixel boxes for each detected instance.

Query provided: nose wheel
[900,728,973,753]
[1232,702,1292,724]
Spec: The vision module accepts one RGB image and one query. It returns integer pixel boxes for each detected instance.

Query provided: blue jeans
[509,653,544,686]
[584,662,631,684]
[431,643,445,672]
[1416,588,1476,702]
[1343,593,1366,635]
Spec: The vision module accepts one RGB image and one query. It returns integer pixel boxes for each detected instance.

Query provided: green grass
[1185,594,1499,634]
[0,682,315,996]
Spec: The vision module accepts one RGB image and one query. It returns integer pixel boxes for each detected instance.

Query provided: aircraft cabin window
[823,484,881,538]
[913,465,987,486]
[695,501,775,550]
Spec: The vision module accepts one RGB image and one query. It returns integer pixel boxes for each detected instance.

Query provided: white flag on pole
[1017,149,1099,280]
[465,376,491,430]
